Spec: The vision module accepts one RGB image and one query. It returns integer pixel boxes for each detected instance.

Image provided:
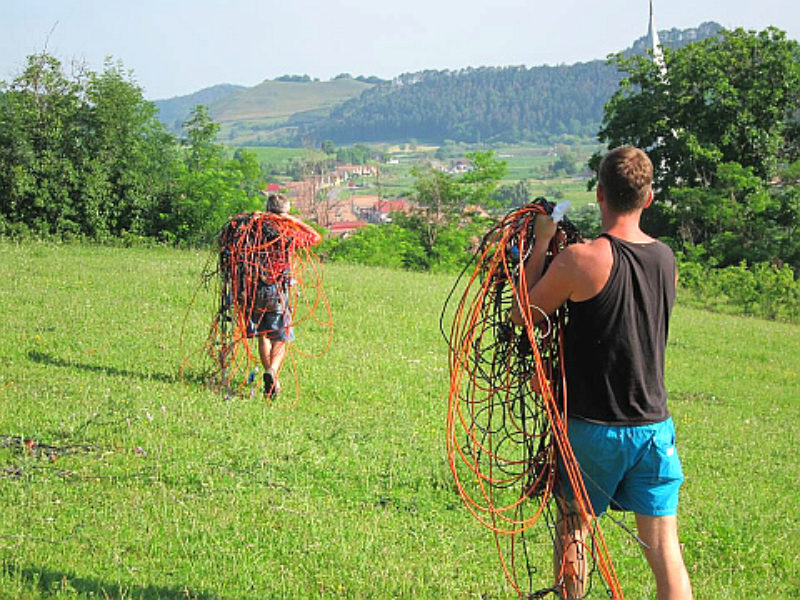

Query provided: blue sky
[2,0,798,100]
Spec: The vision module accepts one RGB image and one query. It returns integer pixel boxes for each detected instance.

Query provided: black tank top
[564,234,676,425]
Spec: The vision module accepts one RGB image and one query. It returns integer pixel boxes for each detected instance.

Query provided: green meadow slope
[155,78,374,143]
[0,242,797,598]
[211,78,374,122]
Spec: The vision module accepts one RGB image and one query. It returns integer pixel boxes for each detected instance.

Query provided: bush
[323,224,420,270]
[677,257,799,322]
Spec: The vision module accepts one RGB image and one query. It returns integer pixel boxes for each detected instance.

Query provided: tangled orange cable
[202,211,332,401]
[445,200,623,599]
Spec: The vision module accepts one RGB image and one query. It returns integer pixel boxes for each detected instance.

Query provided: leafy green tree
[321,139,336,155]
[82,58,178,238]
[549,152,578,176]
[160,106,263,244]
[182,105,223,172]
[459,151,508,208]
[595,27,800,267]
[0,53,85,236]
[598,27,800,192]
[399,150,505,268]
[492,180,532,208]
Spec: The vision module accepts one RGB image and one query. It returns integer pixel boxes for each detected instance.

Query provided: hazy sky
[2,0,798,100]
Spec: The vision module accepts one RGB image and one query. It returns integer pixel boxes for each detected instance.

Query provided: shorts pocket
[651,434,684,482]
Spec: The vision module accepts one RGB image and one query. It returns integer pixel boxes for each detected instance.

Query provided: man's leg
[554,503,590,599]
[257,334,271,371]
[258,334,286,398]
[268,340,287,373]
[635,514,693,600]
[266,340,286,394]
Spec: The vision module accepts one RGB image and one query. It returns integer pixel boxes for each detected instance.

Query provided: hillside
[154,78,374,141]
[154,83,246,133]
[305,22,723,145]
[211,77,375,122]
[305,62,618,144]
[153,22,723,145]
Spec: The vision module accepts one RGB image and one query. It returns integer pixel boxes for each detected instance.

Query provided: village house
[328,220,368,238]
[363,198,410,223]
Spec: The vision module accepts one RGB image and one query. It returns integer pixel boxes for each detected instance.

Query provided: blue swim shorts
[558,417,684,517]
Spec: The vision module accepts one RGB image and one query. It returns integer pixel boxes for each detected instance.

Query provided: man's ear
[596,184,604,204]
[643,187,653,209]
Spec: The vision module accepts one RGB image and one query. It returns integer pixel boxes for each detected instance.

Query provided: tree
[182,105,222,172]
[595,27,800,267]
[82,58,178,238]
[0,53,178,240]
[598,27,800,192]
[492,180,532,208]
[549,152,578,176]
[401,150,506,268]
[160,106,264,244]
[321,139,335,155]
[0,53,85,236]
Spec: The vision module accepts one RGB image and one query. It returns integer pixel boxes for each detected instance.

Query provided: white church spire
[647,0,667,77]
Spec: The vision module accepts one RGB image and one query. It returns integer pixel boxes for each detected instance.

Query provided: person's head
[266,193,290,215]
[597,146,653,213]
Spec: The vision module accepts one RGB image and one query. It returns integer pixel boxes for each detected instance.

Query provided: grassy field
[0,242,797,599]
[213,79,374,123]
[242,146,328,173]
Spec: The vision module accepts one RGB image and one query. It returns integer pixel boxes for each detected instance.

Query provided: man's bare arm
[283,213,322,245]
[510,214,563,326]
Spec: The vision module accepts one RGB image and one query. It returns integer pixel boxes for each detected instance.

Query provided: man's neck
[601,211,653,243]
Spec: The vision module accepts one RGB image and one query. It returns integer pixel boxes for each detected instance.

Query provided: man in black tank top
[510,147,692,599]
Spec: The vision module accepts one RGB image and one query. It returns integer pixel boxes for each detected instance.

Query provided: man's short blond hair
[266,193,290,215]
[598,146,653,213]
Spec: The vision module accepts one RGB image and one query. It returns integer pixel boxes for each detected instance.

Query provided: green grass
[0,242,797,599]
[213,79,374,123]
[241,146,328,172]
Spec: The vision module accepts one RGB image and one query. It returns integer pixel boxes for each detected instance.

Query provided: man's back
[564,234,676,424]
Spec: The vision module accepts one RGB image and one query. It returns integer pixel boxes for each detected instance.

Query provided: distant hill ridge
[154,83,246,133]
[153,22,723,145]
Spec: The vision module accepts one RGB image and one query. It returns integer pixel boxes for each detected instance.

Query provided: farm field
[0,241,797,599]
[238,146,328,173]
[343,141,601,208]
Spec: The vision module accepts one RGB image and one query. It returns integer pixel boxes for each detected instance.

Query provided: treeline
[305,63,620,144]
[304,24,724,146]
[0,54,263,245]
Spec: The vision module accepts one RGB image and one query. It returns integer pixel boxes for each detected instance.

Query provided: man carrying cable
[511,146,693,599]
[248,193,321,397]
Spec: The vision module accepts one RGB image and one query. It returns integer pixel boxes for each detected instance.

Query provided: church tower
[646,0,667,76]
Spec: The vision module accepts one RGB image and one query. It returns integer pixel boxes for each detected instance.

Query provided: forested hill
[304,62,615,144]
[305,21,723,144]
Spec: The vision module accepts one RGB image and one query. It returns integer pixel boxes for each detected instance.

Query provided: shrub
[677,257,799,322]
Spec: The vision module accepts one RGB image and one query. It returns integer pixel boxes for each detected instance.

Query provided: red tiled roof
[374,199,407,212]
[329,220,368,231]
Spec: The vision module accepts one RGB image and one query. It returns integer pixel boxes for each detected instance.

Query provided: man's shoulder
[559,237,612,267]
[553,238,613,300]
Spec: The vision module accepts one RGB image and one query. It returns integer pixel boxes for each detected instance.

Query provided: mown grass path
[0,242,797,599]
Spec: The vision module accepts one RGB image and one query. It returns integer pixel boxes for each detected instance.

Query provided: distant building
[329,220,368,237]
[363,198,410,223]
[448,158,473,174]
[336,164,379,179]
[463,204,489,219]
